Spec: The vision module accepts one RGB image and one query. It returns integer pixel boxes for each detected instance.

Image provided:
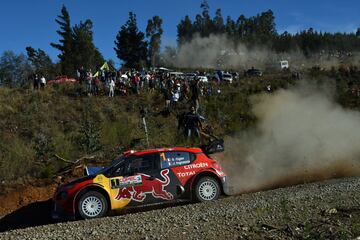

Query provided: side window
[160,151,192,168]
[129,154,159,173]
[111,158,131,177]
[113,162,127,176]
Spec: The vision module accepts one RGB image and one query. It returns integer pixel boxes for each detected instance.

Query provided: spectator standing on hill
[184,106,202,139]
[40,76,46,90]
[100,69,105,82]
[119,81,127,96]
[191,79,201,112]
[164,88,172,113]
[86,70,93,95]
[181,81,190,101]
[148,76,155,92]
[93,77,100,96]
[109,78,115,97]
[171,88,180,109]
[132,74,140,94]
[79,66,86,84]
[76,69,81,81]
[33,74,39,90]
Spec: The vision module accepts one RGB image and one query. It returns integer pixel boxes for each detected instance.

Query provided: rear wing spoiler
[200,138,224,154]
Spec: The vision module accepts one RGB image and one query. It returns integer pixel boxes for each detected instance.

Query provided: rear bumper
[220,176,234,196]
[51,201,75,220]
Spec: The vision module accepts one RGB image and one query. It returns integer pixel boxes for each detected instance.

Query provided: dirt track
[1,177,360,239]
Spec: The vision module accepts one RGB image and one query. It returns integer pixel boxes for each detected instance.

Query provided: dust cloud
[216,82,360,194]
[163,34,360,70]
[165,34,271,69]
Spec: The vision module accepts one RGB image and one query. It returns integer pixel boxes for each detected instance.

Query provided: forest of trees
[177,1,360,55]
[0,1,360,86]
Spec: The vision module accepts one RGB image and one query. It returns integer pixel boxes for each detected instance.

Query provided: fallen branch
[54,154,76,164]
[53,154,97,178]
[54,154,96,164]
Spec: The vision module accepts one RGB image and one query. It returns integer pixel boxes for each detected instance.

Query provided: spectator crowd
[73,66,225,141]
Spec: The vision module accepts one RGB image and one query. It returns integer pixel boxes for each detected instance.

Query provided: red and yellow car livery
[52,147,230,220]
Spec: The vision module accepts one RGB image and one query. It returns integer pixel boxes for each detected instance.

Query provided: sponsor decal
[176,171,196,178]
[184,162,208,170]
[111,175,142,189]
[160,152,191,168]
[115,169,173,202]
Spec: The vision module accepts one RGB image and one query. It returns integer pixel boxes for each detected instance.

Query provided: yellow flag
[100,62,110,71]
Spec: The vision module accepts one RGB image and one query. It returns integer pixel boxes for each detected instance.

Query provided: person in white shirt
[40,76,46,90]
[171,89,180,109]
[86,70,93,95]
[109,79,115,97]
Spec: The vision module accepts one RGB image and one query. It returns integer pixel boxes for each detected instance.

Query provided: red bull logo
[115,169,173,202]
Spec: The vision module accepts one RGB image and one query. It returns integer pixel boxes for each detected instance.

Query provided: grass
[0,69,359,181]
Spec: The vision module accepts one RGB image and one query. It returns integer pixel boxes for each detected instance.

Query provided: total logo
[184,162,208,170]
[177,171,196,178]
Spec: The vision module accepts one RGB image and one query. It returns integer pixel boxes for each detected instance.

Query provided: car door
[127,153,177,205]
[160,151,194,199]
[106,158,139,210]
[108,153,175,207]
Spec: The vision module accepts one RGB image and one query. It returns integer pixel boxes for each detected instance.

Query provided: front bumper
[221,176,234,195]
[51,201,75,220]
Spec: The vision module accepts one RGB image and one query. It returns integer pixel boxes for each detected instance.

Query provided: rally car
[52,145,230,220]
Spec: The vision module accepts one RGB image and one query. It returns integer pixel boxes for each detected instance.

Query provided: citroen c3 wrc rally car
[52,146,230,220]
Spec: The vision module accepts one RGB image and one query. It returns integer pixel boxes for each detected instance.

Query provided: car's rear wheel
[78,191,108,219]
[193,177,220,202]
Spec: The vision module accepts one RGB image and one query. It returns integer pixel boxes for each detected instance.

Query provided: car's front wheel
[193,177,220,202]
[78,191,108,219]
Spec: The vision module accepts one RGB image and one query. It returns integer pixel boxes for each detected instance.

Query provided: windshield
[95,155,127,175]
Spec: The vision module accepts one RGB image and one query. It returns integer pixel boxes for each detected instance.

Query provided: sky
[0,0,359,66]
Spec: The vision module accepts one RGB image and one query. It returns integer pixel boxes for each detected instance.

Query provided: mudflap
[200,138,224,154]
[221,176,234,196]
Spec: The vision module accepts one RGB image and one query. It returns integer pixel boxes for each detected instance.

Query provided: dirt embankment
[0,183,57,217]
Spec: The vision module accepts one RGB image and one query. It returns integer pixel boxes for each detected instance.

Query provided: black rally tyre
[193,177,220,202]
[78,191,108,219]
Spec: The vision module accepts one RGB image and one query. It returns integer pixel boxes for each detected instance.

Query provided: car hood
[58,174,96,191]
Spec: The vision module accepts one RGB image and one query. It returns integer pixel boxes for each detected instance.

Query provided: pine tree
[200,0,213,36]
[114,12,148,69]
[146,16,163,67]
[236,15,247,39]
[50,5,73,75]
[225,16,236,38]
[177,15,194,45]
[213,9,225,34]
[72,20,104,71]
[257,10,277,45]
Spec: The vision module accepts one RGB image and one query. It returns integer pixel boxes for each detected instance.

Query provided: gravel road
[1,177,360,239]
